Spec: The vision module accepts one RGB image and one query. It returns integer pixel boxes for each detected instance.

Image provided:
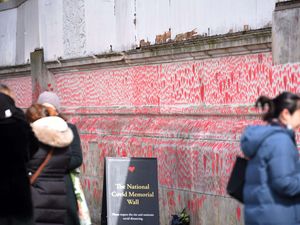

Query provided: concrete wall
[0,75,32,107]
[16,0,40,65]
[0,8,17,65]
[0,0,277,66]
[39,0,63,61]
[273,1,300,64]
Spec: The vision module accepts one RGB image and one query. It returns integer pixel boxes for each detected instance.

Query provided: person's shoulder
[0,117,29,138]
[67,122,76,129]
[0,117,17,125]
[264,131,296,155]
[67,122,79,133]
[14,107,26,120]
[266,128,293,141]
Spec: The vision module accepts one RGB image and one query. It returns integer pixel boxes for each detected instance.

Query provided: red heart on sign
[128,166,135,172]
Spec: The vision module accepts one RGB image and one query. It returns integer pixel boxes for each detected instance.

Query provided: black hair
[255,92,300,122]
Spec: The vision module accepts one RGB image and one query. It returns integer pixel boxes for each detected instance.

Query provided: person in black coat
[65,123,83,225]
[26,104,74,225]
[0,90,38,225]
[37,91,83,225]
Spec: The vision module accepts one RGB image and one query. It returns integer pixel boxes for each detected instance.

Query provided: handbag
[30,149,54,184]
[226,156,248,203]
[70,169,92,225]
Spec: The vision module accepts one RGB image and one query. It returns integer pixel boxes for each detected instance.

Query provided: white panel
[39,0,63,61]
[85,0,116,55]
[63,0,86,58]
[0,0,279,65]
[0,9,17,66]
[257,0,276,27]
[114,0,136,51]
[170,0,201,35]
[135,0,276,45]
[135,0,170,43]
[169,0,276,37]
[23,0,40,63]
[16,2,25,64]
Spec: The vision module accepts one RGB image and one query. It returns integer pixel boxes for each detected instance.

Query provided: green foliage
[170,208,190,225]
[179,208,190,225]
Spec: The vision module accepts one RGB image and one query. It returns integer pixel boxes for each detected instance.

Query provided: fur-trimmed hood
[31,116,73,148]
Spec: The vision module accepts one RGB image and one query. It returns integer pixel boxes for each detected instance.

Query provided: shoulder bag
[30,149,54,184]
[226,156,248,203]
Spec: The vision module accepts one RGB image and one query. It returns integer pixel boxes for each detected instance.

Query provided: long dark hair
[255,92,300,122]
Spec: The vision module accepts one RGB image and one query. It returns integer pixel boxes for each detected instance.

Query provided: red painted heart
[128,166,135,172]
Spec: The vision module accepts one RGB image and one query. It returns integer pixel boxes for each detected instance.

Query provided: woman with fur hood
[26,104,74,225]
[37,91,84,225]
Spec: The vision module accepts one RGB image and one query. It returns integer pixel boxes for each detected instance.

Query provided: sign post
[101,157,160,225]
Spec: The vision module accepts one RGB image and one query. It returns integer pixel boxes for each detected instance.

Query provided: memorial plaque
[101,157,160,225]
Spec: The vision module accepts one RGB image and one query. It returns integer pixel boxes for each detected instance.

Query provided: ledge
[61,104,260,117]
[0,28,272,76]
[0,0,27,12]
[275,0,300,11]
[46,28,271,74]
[0,63,30,78]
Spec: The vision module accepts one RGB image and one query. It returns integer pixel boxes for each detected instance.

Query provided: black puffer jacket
[65,123,83,225]
[27,116,73,225]
[0,93,38,220]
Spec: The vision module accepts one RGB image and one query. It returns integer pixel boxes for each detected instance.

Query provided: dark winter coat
[27,116,74,225]
[65,123,83,225]
[0,93,38,221]
[241,124,300,225]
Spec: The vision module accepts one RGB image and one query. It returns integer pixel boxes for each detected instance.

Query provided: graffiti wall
[0,76,32,108]
[52,52,300,225]
[2,52,300,224]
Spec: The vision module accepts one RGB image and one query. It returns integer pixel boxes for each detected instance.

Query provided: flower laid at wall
[170,208,190,225]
